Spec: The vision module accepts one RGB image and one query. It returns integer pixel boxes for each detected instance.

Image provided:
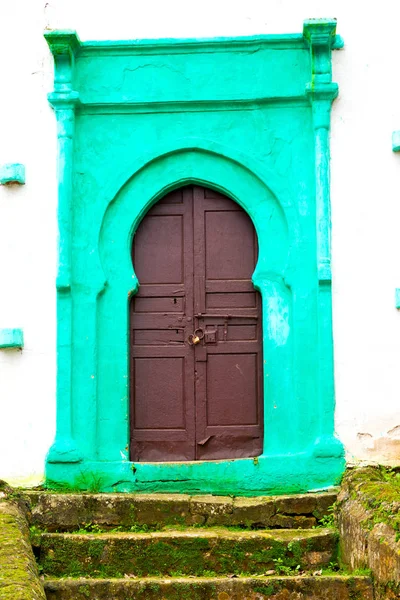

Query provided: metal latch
[204,326,217,344]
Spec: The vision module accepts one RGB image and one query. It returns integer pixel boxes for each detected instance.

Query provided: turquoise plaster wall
[44,21,344,494]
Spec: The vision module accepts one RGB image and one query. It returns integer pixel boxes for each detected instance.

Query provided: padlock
[188,328,204,346]
[188,333,200,345]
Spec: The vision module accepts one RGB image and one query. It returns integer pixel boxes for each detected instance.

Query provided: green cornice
[44,29,343,57]
[45,26,343,112]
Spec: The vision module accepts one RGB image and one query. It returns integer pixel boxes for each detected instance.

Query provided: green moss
[253,582,279,596]
[29,525,44,547]
[342,466,400,533]
[45,471,106,494]
[38,529,335,578]
[0,501,45,599]
[77,585,91,598]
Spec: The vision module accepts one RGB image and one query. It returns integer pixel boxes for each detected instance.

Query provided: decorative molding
[73,31,344,57]
[0,164,25,185]
[77,97,309,115]
[0,329,24,349]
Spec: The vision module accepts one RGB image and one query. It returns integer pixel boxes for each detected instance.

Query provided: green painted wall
[44,21,344,494]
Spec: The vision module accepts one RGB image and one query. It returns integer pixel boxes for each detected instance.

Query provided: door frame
[44,21,345,494]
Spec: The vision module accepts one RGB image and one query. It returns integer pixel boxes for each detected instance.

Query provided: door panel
[130,185,263,462]
[130,186,195,461]
[206,292,256,309]
[193,186,263,460]
[134,215,184,284]
[134,358,185,429]
[133,297,185,312]
[205,210,257,280]
[206,354,258,425]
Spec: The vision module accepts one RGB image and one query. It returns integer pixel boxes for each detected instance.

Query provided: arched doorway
[45,26,345,494]
[130,185,263,461]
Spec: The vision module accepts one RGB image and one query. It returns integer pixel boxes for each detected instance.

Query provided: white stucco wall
[1,0,400,485]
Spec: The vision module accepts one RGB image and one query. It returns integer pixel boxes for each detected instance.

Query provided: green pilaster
[304,20,344,459]
[45,31,82,464]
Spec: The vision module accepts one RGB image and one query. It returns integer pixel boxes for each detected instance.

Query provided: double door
[130,185,263,461]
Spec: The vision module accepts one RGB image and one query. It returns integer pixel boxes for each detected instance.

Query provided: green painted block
[393,131,400,153]
[44,20,344,494]
[395,289,400,309]
[0,328,24,349]
[0,163,25,185]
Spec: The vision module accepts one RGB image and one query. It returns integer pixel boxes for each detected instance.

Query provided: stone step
[38,528,336,578]
[26,491,336,531]
[43,575,374,600]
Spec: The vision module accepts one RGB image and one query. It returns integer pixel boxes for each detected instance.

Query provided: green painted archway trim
[44,20,344,494]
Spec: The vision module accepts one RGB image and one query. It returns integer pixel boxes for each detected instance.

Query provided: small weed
[45,470,106,493]
[351,567,373,577]
[201,569,218,577]
[129,523,151,533]
[327,560,340,572]
[314,503,336,528]
[77,585,91,598]
[273,557,301,576]
[73,522,104,535]
[29,525,43,546]
[70,522,154,535]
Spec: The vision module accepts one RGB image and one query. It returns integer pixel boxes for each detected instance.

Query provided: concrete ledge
[0,486,45,600]
[337,466,400,599]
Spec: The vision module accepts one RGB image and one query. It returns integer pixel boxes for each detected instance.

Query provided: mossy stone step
[39,528,336,578]
[0,500,46,600]
[26,491,336,531]
[43,575,374,600]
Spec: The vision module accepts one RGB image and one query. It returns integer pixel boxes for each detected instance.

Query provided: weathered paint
[0,328,24,349]
[0,163,25,185]
[44,21,344,494]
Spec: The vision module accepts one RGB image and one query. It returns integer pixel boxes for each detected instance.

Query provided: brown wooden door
[130,185,263,461]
